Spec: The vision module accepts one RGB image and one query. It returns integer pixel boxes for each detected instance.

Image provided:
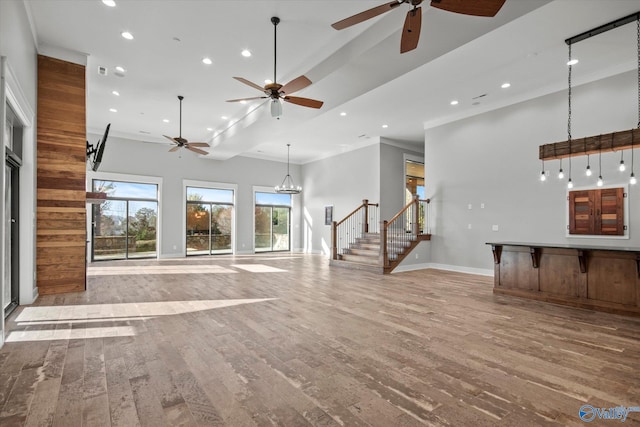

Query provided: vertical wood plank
[36,55,87,295]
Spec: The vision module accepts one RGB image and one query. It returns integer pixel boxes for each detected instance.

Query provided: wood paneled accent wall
[36,55,87,294]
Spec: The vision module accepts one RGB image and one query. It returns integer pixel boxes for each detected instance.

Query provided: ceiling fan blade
[332,0,406,30]
[226,96,267,103]
[233,77,266,92]
[169,146,180,152]
[187,146,209,155]
[430,0,505,17]
[283,96,324,109]
[186,142,210,148]
[163,134,178,144]
[400,7,422,53]
[280,75,312,95]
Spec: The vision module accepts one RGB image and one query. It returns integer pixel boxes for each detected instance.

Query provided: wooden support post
[363,199,369,234]
[412,195,419,237]
[331,221,338,260]
[380,220,388,267]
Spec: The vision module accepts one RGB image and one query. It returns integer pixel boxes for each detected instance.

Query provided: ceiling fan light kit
[227,16,324,117]
[331,0,506,54]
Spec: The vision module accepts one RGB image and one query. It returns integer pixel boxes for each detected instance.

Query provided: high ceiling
[26,0,640,163]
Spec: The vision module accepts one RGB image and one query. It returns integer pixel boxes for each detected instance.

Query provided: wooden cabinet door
[596,187,624,235]
[569,190,594,235]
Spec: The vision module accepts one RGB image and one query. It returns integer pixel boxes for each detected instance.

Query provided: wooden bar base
[488,242,640,317]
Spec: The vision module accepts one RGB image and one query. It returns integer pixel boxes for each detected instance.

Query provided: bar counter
[487,242,640,316]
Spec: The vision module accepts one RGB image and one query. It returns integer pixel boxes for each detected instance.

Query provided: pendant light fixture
[585,140,592,176]
[558,159,564,179]
[619,151,626,171]
[633,16,640,185]
[275,144,302,194]
[540,159,546,181]
[566,41,573,189]
[597,136,604,187]
[631,133,637,184]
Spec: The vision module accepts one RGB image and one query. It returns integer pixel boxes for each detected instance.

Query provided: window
[186,186,234,255]
[91,180,158,260]
[569,187,624,236]
[255,192,291,252]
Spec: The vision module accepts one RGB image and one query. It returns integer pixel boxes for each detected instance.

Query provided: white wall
[87,135,303,257]
[0,0,38,348]
[425,70,638,273]
[301,144,380,255]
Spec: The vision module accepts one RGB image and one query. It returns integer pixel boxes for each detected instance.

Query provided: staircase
[330,197,431,274]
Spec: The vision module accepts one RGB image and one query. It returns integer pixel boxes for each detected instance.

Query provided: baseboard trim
[427,263,494,277]
[392,262,493,276]
[159,252,184,259]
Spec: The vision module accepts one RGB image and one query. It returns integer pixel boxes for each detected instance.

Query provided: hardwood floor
[1,254,639,426]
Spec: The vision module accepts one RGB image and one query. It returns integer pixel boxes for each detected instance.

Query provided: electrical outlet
[481,203,485,209]
[492,224,499,231]
[173,245,177,250]
[468,204,472,210]
[468,224,472,229]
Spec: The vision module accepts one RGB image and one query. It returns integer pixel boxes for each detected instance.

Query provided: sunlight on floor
[88,265,238,276]
[231,264,287,273]
[7,298,277,342]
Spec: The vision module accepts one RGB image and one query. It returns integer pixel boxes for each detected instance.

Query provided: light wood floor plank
[1,254,639,426]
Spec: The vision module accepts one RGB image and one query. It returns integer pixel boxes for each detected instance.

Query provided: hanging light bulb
[585,154,592,176]
[558,159,564,179]
[597,142,603,187]
[539,160,546,181]
[631,131,637,184]
[619,151,626,171]
[567,178,573,189]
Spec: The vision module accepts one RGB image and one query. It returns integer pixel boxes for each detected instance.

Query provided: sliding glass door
[255,192,291,252]
[186,187,234,255]
[91,180,158,260]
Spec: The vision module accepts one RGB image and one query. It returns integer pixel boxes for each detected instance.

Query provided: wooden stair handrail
[387,196,419,225]
[335,200,378,227]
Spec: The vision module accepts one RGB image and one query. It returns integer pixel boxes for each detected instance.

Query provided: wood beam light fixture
[539,11,640,187]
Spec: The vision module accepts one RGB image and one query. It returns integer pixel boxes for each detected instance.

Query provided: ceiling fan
[163,95,210,155]
[332,0,506,53]
[227,16,324,117]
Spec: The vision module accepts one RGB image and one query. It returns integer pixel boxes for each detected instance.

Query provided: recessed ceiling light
[450,100,459,106]
[202,57,212,65]
[115,66,125,73]
[221,116,228,120]
[121,31,134,40]
[162,119,169,123]
[241,49,252,57]
[206,127,213,131]
[111,90,120,96]
[264,79,273,84]
[240,100,247,104]
[382,124,388,128]
[567,59,579,66]
[501,82,511,89]
[109,108,117,113]
[340,112,347,116]
[102,0,116,6]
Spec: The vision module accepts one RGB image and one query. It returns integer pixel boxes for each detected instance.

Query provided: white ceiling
[26,0,640,164]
